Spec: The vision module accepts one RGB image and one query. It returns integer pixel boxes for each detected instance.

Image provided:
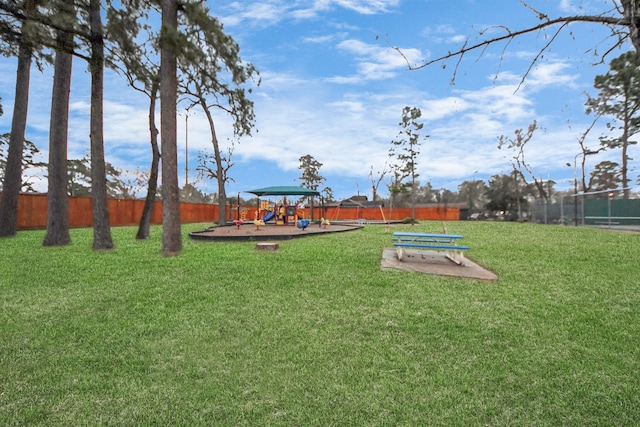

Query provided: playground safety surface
[189,223,363,241]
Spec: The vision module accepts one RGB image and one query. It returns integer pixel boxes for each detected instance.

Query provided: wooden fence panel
[16,193,48,229]
[150,200,163,225]
[69,197,94,228]
[180,202,216,224]
[108,199,136,226]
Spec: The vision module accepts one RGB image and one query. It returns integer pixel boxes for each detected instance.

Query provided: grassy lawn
[1,221,639,426]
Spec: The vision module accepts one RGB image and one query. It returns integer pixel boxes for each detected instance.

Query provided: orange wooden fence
[321,206,460,222]
[3,193,462,230]
[7,193,220,230]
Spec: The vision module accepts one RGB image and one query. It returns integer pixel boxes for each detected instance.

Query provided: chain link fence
[530,197,640,226]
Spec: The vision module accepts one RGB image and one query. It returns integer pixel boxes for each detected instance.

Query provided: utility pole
[185,112,189,187]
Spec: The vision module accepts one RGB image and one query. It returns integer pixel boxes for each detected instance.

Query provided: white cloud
[422,24,468,45]
[333,0,400,14]
[456,83,534,124]
[221,0,400,26]
[526,61,579,89]
[558,0,580,14]
[303,34,337,44]
[333,39,424,81]
[220,2,287,27]
[290,0,400,18]
[421,96,469,121]
[449,34,468,44]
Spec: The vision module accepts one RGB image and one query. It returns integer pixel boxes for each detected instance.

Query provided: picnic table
[392,232,470,265]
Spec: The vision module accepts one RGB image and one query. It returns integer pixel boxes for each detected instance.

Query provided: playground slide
[263,211,275,222]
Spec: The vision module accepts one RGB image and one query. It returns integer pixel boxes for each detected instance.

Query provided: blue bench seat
[392,232,469,265]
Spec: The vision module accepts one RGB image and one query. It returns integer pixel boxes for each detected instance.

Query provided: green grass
[1,221,639,426]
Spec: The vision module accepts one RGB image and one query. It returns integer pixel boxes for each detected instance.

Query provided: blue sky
[1,0,639,200]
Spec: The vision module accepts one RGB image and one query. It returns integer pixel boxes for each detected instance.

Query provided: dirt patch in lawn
[380,247,498,282]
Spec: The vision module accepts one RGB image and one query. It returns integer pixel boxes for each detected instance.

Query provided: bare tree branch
[393,10,634,89]
[515,22,568,92]
[577,114,606,192]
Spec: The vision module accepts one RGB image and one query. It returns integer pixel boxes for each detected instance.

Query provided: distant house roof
[349,195,368,202]
[416,202,469,209]
[245,186,320,196]
[339,195,384,207]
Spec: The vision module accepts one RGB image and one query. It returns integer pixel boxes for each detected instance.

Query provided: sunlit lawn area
[1,221,639,425]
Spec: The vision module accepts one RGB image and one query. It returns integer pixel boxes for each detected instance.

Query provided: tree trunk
[217,164,227,224]
[160,0,182,255]
[203,109,227,225]
[0,0,33,237]
[89,0,113,250]
[43,23,73,247]
[411,176,416,224]
[188,96,230,225]
[623,1,640,57]
[136,79,160,240]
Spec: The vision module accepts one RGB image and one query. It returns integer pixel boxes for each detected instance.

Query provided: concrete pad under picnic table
[380,247,498,282]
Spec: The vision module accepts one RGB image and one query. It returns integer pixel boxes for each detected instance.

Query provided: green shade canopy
[246,186,320,196]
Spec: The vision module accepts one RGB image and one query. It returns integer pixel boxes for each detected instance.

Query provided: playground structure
[238,197,309,229]
[238,185,321,229]
[238,187,397,229]
[255,197,308,227]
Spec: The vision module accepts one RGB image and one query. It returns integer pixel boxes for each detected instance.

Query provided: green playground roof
[246,186,320,196]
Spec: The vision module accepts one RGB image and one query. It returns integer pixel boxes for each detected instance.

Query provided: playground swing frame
[332,204,387,224]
